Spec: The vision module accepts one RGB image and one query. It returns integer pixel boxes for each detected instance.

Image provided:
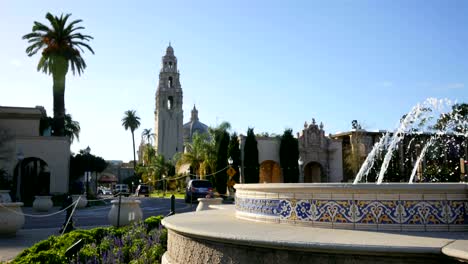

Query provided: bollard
[171,194,175,215]
[167,194,176,216]
[117,193,122,228]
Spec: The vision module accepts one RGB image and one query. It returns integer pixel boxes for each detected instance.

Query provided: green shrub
[13,216,167,264]
[144,215,163,232]
[51,194,67,207]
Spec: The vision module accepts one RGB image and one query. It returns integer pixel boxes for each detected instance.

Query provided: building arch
[303,161,323,183]
[13,157,50,203]
[259,160,282,183]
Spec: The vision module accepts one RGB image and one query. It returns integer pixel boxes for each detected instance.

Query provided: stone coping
[162,205,468,258]
[442,240,468,262]
[234,183,468,193]
[110,199,141,204]
[0,202,24,206]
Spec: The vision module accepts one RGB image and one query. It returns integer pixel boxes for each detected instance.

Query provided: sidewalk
[0,225,108,262]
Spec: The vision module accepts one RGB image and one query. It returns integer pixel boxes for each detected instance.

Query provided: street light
[16,150,24,202]
[298,157,304,183]
[227,157,235,197]
[84,146,91,199]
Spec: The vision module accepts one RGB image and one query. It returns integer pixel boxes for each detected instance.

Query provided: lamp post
[16,150,24,202]
[298,157,304,183]
[84,146,91,200]
[227,157,234,197]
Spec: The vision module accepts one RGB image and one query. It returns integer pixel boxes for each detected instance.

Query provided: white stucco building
[0,106,70,202]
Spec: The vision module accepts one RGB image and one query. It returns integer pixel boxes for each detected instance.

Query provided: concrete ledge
[162,205,468,263]
[442,240,468,262]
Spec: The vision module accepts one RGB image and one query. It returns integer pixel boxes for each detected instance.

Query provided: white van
[113,184,130,196]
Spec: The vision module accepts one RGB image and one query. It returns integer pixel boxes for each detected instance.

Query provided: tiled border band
[234,184,468,232]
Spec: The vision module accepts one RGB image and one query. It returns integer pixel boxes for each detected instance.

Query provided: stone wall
[164,230,455,264]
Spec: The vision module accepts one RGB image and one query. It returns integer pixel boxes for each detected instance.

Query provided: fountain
[162,98,468,263]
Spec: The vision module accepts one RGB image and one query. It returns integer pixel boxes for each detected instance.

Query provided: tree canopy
[23,13,94,136]
[243,128,259,183]
[211,122,231,194]
[280,129,299,183]
[122,110,141,175]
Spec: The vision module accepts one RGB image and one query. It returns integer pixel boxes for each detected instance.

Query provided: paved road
[23,196,196,229]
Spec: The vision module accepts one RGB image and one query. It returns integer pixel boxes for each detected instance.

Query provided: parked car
[98,187,112,195]
[185,180,213,203]
[135,184,150,197]
[113,184,130,196]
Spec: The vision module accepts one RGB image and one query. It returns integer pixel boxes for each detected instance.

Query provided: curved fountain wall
[235,183,468,231]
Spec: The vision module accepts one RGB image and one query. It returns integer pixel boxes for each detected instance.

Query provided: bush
[13,216,167,264]
[144,215,163,232]
[52,194,67,207]
[14,229,95,264]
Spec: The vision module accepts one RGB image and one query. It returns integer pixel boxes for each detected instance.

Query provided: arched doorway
[13,157,50,204]
[259,160,282,183]
[304,162,322,183]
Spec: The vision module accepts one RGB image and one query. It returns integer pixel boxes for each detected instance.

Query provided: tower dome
[183,105,208,143]
[166,43,174,55]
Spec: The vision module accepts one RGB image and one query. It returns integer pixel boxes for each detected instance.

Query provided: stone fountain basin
[234,183,468,232]
[0,202,25,236]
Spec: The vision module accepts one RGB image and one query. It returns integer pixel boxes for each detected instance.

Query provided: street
[23,197,196,229]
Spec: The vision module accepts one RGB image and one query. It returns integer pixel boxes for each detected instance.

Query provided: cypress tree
[280,129,299,183]
[244,128,259,183]
[215,129,230,194]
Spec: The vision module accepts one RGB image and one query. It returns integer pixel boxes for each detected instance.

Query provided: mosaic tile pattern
[235,196,467,229]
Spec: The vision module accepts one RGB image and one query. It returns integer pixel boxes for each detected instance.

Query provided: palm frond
[24,12,94,76]
[70,41,94,54]
[30,21,51,33]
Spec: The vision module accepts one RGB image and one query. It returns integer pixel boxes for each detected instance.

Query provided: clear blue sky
[1,1,467,161]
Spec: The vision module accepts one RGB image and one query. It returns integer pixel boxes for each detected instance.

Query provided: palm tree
[122,110,141,174]
[141,128,154,145]
[23,13,94,136]
[177,133,215,179]
[64,114,80,143]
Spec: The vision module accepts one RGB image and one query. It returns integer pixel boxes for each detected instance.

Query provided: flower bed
[13,215,166,264]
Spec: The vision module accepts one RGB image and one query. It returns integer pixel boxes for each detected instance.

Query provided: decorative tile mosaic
[235,195,467,229]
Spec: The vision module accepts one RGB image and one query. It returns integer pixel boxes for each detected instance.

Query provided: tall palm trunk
[132,130,136,174]
[52,57,68,137]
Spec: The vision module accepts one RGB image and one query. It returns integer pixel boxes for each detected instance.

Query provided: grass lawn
[150,191,185,199]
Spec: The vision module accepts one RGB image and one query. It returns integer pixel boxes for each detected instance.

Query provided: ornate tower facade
[154,44,183,160]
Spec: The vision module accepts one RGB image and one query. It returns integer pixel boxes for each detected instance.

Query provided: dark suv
[135,184,150,197]
[185,180,213,203]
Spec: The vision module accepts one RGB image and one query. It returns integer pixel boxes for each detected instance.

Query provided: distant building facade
[330,130,383,182]
[101,160,134,183]
[239,118,343,183]
[298,118,343,183]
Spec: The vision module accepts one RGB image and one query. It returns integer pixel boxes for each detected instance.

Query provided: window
[167,96,174,110]
[168,76,173,88]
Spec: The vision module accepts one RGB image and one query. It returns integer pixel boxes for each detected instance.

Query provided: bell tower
[154,44,183,159]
